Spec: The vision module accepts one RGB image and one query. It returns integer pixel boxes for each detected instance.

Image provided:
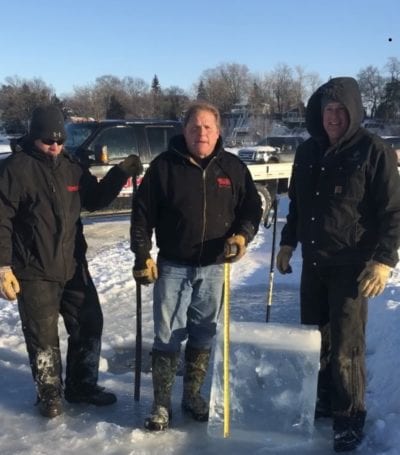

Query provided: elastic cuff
[134,252,151,267]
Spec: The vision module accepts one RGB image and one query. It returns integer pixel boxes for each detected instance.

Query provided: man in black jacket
[0,105,142,418]
[276,77,400,452]
[131,101,262,431]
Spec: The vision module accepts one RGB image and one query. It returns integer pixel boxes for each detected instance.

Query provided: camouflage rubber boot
[144,350,179,431]
[181,346,211,422]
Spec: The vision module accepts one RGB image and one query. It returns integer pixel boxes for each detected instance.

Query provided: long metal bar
[134,283,142,401]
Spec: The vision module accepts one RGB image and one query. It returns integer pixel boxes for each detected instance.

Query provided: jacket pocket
[329,162,366,202]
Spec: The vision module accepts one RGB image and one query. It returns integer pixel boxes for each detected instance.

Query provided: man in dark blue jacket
[131,101,262,431]
[276,77,400,452]
[0,105,142,418]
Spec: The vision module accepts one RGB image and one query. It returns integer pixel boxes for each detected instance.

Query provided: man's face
[34,138,64,157]
[184,110,220,158]
[322,102,349,145]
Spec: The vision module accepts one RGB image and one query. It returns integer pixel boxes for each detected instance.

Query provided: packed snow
[0,196,399,455]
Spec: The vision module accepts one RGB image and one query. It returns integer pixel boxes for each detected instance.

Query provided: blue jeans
[153,257,224,352]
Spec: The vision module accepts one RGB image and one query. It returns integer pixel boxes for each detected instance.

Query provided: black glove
[118,154,143,177]
[276,246,294,274]
[133,256,158,285]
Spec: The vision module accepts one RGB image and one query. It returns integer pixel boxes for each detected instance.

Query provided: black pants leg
[61,263,103,391]
[17,280,63,395]
[300,262,367,416]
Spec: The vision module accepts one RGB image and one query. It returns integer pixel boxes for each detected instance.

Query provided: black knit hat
[29,105,66,142]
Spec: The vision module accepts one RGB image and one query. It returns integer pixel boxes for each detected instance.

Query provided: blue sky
[1,0,398,96]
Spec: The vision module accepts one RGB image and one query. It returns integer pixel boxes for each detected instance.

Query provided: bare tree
[357,65,385,118]
[293,66,321,106]
[385,57,400,81]
[65,75,152,119]
[122,77,151,117]
[199,63,251,113]
[159,86,189,120]
[0,76,54,133]
[268,63,296,115]
[65,84,102,119]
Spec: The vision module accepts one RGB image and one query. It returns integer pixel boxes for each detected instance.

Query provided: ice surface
[208,321,321,450]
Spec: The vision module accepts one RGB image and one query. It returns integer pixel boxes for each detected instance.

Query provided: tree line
[0,58,399,134]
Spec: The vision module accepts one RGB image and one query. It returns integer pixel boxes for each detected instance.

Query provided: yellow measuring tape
[223,262,230,438]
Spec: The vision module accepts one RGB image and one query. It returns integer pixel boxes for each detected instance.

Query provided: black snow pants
[300,261,367,417]
[17,262,103,395]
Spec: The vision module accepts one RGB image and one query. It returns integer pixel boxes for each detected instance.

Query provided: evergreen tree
[106,95,126,119]
[197,80,207,101]
[151,75,162,117]
[151,75,161,95]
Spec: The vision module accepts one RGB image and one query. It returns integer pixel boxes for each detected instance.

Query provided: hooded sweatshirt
[280,77,400,267]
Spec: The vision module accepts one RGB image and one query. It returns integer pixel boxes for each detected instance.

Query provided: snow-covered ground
[0,135,12,158]
[0,197,399,454]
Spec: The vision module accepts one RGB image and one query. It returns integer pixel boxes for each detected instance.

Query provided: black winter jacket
[281,77,400,267]
[0,145,129,281]
[131,135,262,266]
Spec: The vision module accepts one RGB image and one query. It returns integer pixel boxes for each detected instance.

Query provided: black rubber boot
[37,385,63,418]
[333,411,366,452]
[64,384,116,406]
[34,347,63,418]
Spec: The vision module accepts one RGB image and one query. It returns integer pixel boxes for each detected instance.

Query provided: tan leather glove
[0,266,20,300]
[224,234,247,263]
[276,245,294,274]
[357,260,392,298]
[118,154,143,177]
[133,257,158,285]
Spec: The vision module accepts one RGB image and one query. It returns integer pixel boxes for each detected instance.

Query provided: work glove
[357,260,392,298]
[133,256,158,285]
[276,245,294,274]
[118,154,143,177]
[224,234,247,263]
[0,266,20,300]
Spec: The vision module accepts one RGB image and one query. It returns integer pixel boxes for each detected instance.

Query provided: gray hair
[183,101,221,130]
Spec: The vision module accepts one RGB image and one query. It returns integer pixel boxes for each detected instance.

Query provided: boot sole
[334,435,363,452]
[334,441,361,452]
[144,419,169,431]
[39,406,63,418]
[64,395,117,406]
[65,398,116,406]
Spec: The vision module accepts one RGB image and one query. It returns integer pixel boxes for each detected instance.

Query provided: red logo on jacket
[67,185,79,192]
[217,177,231,188]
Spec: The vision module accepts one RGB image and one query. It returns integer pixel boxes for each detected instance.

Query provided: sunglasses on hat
[41,138,65,146]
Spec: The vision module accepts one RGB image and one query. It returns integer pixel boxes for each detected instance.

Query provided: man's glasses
[41,138,64,146]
